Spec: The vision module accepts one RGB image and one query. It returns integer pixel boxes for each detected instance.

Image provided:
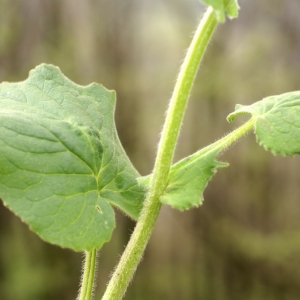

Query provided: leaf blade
[0,64,145,251]
[227,91,300,156]
[138,146,228,211]
[160,148,228,210]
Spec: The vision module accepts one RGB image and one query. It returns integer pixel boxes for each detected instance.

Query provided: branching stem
[101,7,218,300]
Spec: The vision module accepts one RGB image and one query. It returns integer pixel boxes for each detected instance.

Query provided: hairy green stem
[200,117,255,156]
[214,118,255,151]
[78,250,97,300]
[101,7,217,300]
[174,118,255,170]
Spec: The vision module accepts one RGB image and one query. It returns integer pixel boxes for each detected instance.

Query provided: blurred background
[1,0,300,299]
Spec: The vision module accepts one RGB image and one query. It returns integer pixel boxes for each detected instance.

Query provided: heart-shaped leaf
[0,64,145,251]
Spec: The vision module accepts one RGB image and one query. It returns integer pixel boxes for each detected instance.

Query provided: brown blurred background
[1,0,300,299]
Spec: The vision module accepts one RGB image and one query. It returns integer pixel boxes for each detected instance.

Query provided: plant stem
[78,250,97,300]
[173,117,255,168]
[102,7,217,300]
[214,117,255,151]
[201,117,255,156]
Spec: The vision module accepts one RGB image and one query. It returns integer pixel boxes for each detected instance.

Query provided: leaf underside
[0,64,145,251]
[227,91,300,156]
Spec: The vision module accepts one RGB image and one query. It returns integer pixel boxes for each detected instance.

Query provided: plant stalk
[102,7,218,300]
[78,250,97,300]
[172,117,255,170]
[214,118,255,151]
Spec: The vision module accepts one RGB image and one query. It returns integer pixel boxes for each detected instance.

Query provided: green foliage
[161,148,227,210]
[199,0,239,22]
[139,147,227,211]
[227,91,300,156]
[1,2,300,299]
[0,64,145,251]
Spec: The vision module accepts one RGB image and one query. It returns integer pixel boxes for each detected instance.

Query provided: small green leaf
[199,0,239,22]
[138,146,227,211]
[227,91,300,156]
[0,64,145,251]
[161,149,227,210]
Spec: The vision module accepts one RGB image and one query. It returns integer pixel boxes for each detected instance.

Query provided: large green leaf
[0,64,145,251]
[227,91,300,156]
[199,0,239,22]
